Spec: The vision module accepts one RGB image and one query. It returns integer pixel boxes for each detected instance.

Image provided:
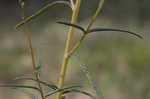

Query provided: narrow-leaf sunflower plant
[0,0,143,99]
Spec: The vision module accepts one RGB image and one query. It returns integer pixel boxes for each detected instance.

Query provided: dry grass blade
[88,28,143,39]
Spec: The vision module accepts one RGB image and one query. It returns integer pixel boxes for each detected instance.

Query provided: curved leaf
[45,85,82,97]
[15,1,70,28]
[88,28,143,39]
[0,84,40,91]
[15,77,58,90]
[63,89,96,99]
[57,21,86,33]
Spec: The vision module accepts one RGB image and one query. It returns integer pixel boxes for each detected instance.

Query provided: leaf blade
[45,85,82,97]
[88,28,143,39]
[57,21,86,33]
[15,1,70,28]
[0,84,40,91]
[15,77,58,90]
[63,89,96,99]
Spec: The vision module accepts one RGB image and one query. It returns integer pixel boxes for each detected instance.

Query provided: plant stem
[86,0,105,30]
[70,0,75,9]
[56,0,81,99]
[27,34,45,99]
[69,0,105,57]
[69,34,86,57]
[20,4,45,99]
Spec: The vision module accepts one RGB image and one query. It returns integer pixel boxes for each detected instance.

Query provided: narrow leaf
[15,77,58,89]
[88,28,143,39]
[63,89,96,99]
[15,1,70,28]
[0,84,40,91]
[57,21,86,33]
[45,85,82,97]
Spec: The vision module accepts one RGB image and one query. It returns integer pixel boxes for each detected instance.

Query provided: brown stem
[27,34,45,99]
[20,4,45,99]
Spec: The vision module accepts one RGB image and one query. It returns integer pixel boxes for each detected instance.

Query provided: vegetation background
[0,0,150,99]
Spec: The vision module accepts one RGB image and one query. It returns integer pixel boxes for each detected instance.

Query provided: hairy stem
[56,0,81,99]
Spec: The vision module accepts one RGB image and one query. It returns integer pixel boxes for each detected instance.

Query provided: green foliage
[15,1,71,29]
[15,77,58,89]
[45,85,82,97]
[57,21,86,33]
[0,84,40,91]
[63,89,96,99]
[0,0,144,99]
[57,21,143,39]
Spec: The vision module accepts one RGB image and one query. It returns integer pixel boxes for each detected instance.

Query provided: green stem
[56,0,81,99]
[68,34,86,57]
[86,0,105,30]
[69,0,105,57]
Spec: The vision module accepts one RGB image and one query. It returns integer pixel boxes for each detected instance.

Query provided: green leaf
[0,84,40,91]
[87,28,143,39]
[15,77,58,90]
[45,85,82,97]
[57,21,86,33]
[15,1,70,29]
[63,89,96,99]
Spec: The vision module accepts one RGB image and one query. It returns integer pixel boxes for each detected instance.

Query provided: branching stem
[56,0,105,99]
[56,0,81,99]
[69,0,105,57]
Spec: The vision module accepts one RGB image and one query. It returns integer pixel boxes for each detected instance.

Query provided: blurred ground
[0,0,150,99]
